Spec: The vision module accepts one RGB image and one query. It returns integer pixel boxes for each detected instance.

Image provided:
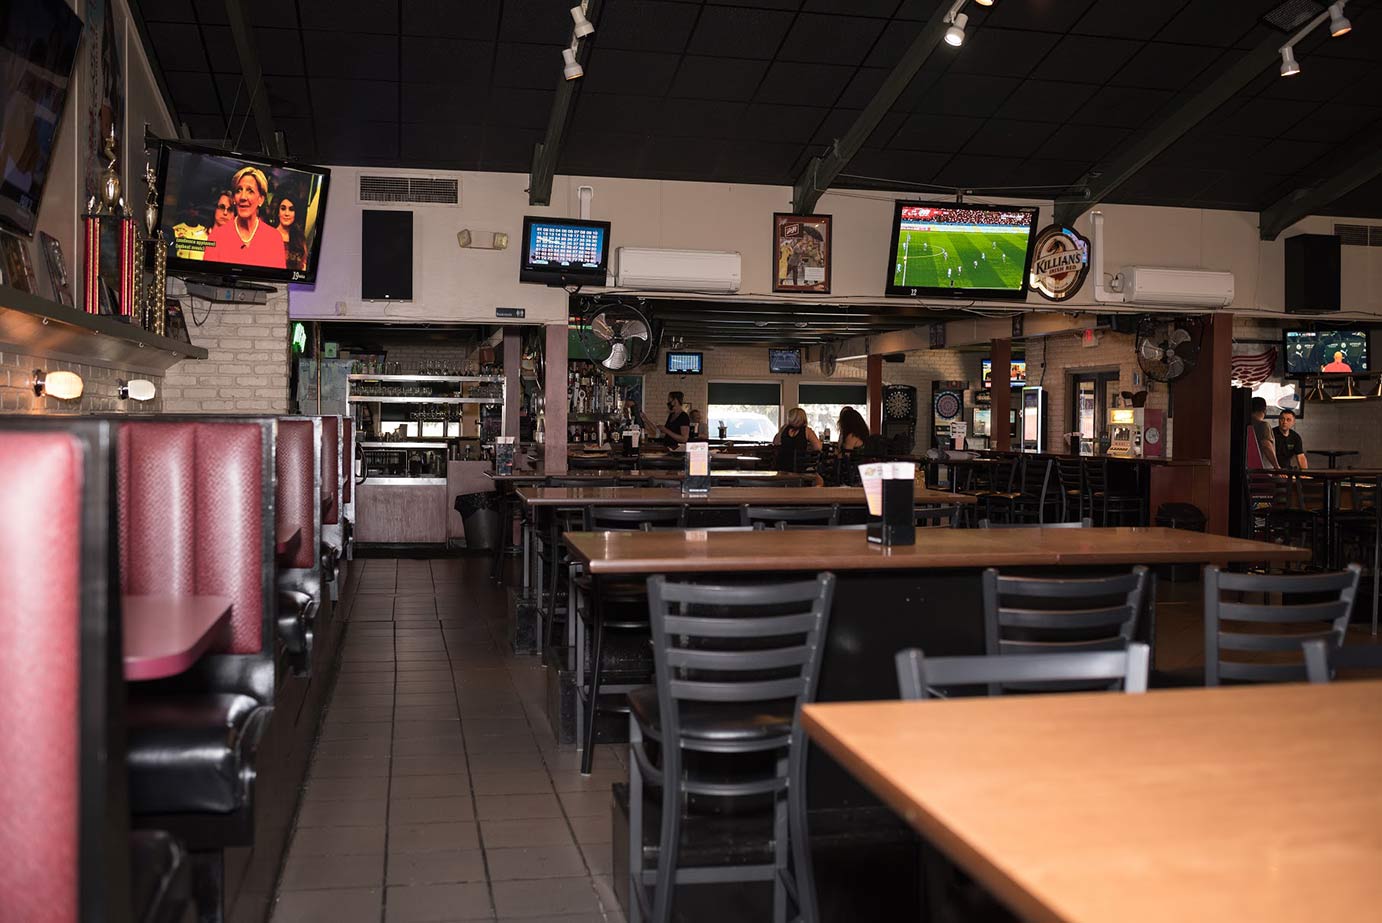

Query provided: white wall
[288,167,1382,326]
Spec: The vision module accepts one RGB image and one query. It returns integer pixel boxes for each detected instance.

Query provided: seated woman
[835,406,871,486]
[773,407,822,473]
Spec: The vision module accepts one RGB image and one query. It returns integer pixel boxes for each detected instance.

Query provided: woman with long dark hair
[836,406,870,452]
[274,193,308,271]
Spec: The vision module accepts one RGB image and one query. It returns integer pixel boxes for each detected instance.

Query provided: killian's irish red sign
[1028,224,1090,302]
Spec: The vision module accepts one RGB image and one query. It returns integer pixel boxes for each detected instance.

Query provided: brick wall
[161,287,291,413]
[0,348,164,415]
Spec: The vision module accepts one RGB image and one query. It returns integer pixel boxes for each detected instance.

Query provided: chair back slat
[983,567,1148,664]
[665,645,812,671]
[1218,661,1309,683]
[998,637,1128,655]
[896,644,1150,699]
[1302,638,1382,683]
[741,505,838,527]
[998,605,1137,632]
[1218,629,1337,652]
[979,518,1092,529]
[667,677,807,703]
[1216,600,1354,623]
[585,506,685,530]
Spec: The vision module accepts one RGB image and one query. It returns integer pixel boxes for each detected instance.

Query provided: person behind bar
[1249,396,1279,469]
[1273,409,1307,469]
[773,407,822,472]
[641,391,690,449]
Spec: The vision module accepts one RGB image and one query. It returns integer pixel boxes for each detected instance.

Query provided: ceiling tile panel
[1155,0,1267,47]
[980,0,1097,33]
[890,112,986,152]
[137,0,195,23]
[310,78,399,122]
[805,0,906,16]
[913,73,1021,116]
[299,0,398,33]
[1072,0,1185,40]
[996,80,1098,123]
[960,119,1059,159]
[736,104,832,144]
[596,0,701,52]
[559,129,651,175]
[480,127,544,171]
[670,56,770,100]
[402,0,501,38]
[400,122,486,167]
[1033,35,1147,85]
[255,28,308,76]
[643,135,734,180]
[1280,105,1382,145]
[494,43,564,90]
[841,148,950,185]
[486,88,557,130]
[948,28,1061,78]
[930,154,1026,189]
[146,23,207,71]
[401,83,489,124]
[275,116,317,159]
[1215,96,1318,137]
[1155,131,1267,168]
[315,119,400,163]
[1034,123,1132,163]
[1262,55,1378,102]
[836,68,890,109]
[581,50,682,97]
[864,23,921,69]
[401,37,494,85]
[571,93,665,132]
[1068,85,1176,129]
[778,14,889,67]
[649,98,750,139]
[303,31,399,80]
[687,7,798,59]
[1253,137,1339,175]
[1107,42,1226,92]
[499,0,577,44]
[214,74,314,119]
[167,71,222,115]
[183,114,229,140]
[755,61,857,106]
[712,139,802,183]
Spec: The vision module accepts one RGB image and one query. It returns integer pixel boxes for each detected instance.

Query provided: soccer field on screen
[891,228,1028,291]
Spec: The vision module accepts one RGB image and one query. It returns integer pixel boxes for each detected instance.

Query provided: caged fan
[1135,315,1201,383]
[578,301,655,372]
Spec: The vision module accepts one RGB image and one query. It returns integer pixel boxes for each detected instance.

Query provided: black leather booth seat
[126,694,268,815]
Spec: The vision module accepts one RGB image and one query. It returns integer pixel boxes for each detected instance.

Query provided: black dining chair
[628,574,835,923]
[895,644,1152,698]
[1007,457,1058,524]
[1053,457,1085,522]
[1084,459,1142,526]
[740,505,839,528]
[915,505,963,528]
[538,477,618,655]
[1203,564,1361,685]
[977,518,1092,528]
[1302,637,1382,683]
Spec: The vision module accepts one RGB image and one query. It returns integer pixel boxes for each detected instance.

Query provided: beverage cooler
[1021,386,1046,453]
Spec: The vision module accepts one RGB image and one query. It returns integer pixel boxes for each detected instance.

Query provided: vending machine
[1108,407,1142,457]
[1020,386,1046,453]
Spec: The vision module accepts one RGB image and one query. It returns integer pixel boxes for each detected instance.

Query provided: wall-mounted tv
[666,351,702,374]
[0,0,84,236]
[155,140,331,284]
[981,358,1027,388]
[1283,329,1370,376]
[769,348,802,374]
[520,216,611,286]
[886,201,1040,300]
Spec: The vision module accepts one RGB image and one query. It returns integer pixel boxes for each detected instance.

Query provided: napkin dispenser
[862,463,915,546]
[683,442,711,495]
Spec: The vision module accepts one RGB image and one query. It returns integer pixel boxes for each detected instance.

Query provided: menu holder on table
[683,442,711,495]
[495,436,516,475]
[862,462,916,546]
[621,428,641,457]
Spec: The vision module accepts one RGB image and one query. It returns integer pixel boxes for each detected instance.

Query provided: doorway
[1070,370,1120,454]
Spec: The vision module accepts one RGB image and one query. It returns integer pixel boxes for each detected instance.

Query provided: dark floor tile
[392,754,471,777]
[470,771,553,796]
[567,815,612,847]
[393,736,466,758]
[468,749,546,774]
[386,848,487,887]
[485,845,587,881]
[397,690,463,706]
[394,718,463,739]
[461,717,528,737]
[315,736,393,760]
[271,886,382,923]
[557,791,610,818]
[305,774,391,803]
[319,720,394,743]
[579,842,612,878]
[550,769,622,794]
[389,821,481,854]
[391,774,472,799]
[491,876,601,919]
[296,798,387,828]
[390,796,476,824]
[384,882,493,922]
[475,793,564,822]
[325,706,396,726]
[308,756,390,780]
[288,824,387,857]
[479,818,575,849]
[280,852,384,891]
[331,693,397,709]
[394,705,462,722]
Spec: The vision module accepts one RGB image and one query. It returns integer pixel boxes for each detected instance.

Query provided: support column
[1166,313,1232,534]
[502,327,521,439]
[991,338,1011,452]
[543,322,568,475]
[867,355,883,434]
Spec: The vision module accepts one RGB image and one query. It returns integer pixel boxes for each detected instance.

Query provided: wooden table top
[802,682,1382,923]
[123,595,232,681]
[562,525,1307,575]
[518,485,974,508]
[489,470,808,483]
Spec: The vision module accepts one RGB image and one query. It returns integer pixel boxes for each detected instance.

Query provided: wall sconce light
[456,230,509,250]
[119,379,157,401]
[32,369,84,401]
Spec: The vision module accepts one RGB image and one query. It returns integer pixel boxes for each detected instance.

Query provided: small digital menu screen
[527,220,606,269]
[666,351,703,374]
[769,348,802,374]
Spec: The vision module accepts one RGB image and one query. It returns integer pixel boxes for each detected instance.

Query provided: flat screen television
[666,351,702,374]
[981,358,1027,388]
[0,0,84,236]
[520,216,611,285]
[155,140,331,284]
[1283,329,1370,376]
[769,348,802,374]
[885,201,1040,299]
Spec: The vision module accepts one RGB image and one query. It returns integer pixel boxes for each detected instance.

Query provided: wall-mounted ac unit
[615,248,741,293]
[1115,267,1234,308]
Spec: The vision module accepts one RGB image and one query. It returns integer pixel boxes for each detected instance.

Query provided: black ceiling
[131,0,1382,218]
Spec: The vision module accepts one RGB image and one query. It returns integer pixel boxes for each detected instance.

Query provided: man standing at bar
[1249,397,1280,469]
[1273,409,1307,469]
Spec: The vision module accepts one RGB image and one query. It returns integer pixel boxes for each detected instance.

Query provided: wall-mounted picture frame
[0,232,38,293]
[38,232,74,307]
[772,213,832,294]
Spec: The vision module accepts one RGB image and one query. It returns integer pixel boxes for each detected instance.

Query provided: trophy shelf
[0,283,208,375]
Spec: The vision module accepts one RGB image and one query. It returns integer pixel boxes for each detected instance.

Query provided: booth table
[276,525,302,565]
[123,595,232,681]
[802,681,1382,923]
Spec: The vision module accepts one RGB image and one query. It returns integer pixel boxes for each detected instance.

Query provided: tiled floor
[271,557,628,923]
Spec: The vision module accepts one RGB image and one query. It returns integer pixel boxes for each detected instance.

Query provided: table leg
[1374,480,1379,636]
[522,513,532,594]
[1325,480,1338,570]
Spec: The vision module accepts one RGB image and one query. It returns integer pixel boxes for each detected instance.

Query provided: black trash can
[455,491,502,551]
[1156,502,1207,582]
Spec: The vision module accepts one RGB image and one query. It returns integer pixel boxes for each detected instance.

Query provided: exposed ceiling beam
[1051,29,1293,227]
[789,1,954,215]
[1259,121,1382,240]
[529,0,600,206]
[224,0,285,157]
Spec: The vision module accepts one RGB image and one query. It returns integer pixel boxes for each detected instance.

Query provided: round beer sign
[1028,225,1090,302]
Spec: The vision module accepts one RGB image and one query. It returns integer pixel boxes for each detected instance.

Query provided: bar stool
[628,574,836,923]
[576,506,686,775]
[1053,457,1085,522]
[1083,459,1142,526]
[539,477,617,656]
[1007,457,1058,523]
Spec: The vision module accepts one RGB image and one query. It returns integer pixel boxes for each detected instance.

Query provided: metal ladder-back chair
[895,644,1152,699]
[628,575,836,923]
[1053,457,1085,522]
[740,505,839,528]
[1007,457,1057,523]
[1301,637,1382,683]
[1084,459,1142,526]
[1203,564,1361,685]
[540,477,618,656]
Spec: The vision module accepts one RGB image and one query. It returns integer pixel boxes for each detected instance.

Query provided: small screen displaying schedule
[528,222,605,268]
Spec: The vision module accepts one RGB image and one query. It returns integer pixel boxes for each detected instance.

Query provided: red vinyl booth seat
[321,415,340,527]
[276,419,317,571]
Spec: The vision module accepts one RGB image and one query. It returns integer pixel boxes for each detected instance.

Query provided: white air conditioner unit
[615,247,741,293]
[1115,267,1234,308]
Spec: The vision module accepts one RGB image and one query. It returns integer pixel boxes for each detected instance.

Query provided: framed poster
[772,213,831,294]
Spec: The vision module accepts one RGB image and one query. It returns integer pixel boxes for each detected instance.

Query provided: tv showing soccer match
[1283,329,1371,376]
[156,140,331,284]
[520,216,611,286]
[885,201,1040,299]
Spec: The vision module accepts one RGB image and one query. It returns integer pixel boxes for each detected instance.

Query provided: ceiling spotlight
[562,47,583,80]
[570,4,594,38]
[32,369,84,401]
[973,0,994,5]
[945,12,968,47]
[1279,46,1300,77]
[1328,2,1351,37]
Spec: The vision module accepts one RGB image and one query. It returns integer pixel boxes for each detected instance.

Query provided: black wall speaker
[1284,234,1341,314]
[362,209,414,301]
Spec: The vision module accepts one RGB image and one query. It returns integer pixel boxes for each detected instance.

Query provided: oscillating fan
[520,328,545,389]
[819,342,838,378]
[1135,316,1201,383]
[579,301,655,371]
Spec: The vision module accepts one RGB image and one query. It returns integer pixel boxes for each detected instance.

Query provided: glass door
[1070,371,1120,454]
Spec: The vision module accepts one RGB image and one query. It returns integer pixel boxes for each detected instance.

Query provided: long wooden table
[519,484,974,508]
[802,682,1382,923]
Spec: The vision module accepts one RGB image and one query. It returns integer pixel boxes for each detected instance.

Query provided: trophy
[82,124,138,321]
[142,158,168,335]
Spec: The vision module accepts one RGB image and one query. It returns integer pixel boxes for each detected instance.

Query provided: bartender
[1273,409,1307,469]
[641,391,690,448]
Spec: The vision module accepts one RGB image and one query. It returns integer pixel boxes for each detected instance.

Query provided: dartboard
[933,391,962,420]
[885,389,915,419]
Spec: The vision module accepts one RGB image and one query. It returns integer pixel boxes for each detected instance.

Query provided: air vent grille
[359,175,459,206]
[1334,223,1382,247]
[1262,0,1325,31]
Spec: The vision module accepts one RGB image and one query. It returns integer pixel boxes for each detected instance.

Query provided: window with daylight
[798,383,868,438]
[707,381,782,442]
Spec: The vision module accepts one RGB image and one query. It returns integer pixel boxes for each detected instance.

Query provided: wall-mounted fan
[1135,316,1201,383]
[819,342,838,377]
[578,301,655,371]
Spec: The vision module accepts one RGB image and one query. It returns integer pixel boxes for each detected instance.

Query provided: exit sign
[496,307,526,318]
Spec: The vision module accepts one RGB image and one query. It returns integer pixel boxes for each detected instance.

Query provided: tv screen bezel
[768,347,803,375]
[519,216,612,286]
[884,200,1041,300]
[981,358,1027,388]
[1282,328,1372,377]
[665,351,703,375]
[155,139,333,285]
